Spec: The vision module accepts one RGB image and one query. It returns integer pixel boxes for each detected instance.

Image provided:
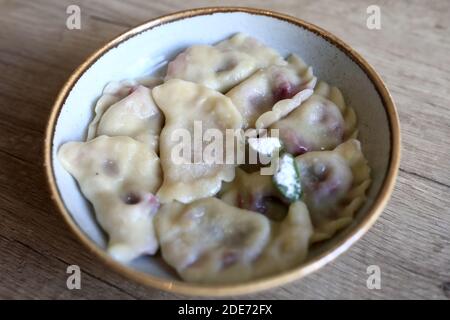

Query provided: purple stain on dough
[273,81,294,102]
[280,129,309,156]
[102,159,119,176]
[271,70,298,102]
[147,193,160,215]
[237,192,287,221]
[127,85,139,95]
[222,251,238,269]
[251,194,267,214]
[314,103,344,140]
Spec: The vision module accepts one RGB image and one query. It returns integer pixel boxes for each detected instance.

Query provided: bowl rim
[44,6,401,297]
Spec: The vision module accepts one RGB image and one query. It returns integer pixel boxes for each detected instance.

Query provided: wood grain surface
[0,0,449,299]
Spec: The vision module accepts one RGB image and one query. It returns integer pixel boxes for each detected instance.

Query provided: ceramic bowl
[44,7,400,296]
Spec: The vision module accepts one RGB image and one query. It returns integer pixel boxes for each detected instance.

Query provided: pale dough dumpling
[87,77,163,150]
[226,54,317,128]
[314,81,358,139]
[95,85,164,152]
[252,201,313,277]
[165,33,285,92]
[270,81,357,155]
[152,79,243,204]
[295,139,371,242]
[58,135,162,263]
[155,198,312,283]
[270,94,344,155]
[155,197,271,283]
[87,80,138,140]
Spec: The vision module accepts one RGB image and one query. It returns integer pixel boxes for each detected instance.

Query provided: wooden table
[0,0,449,299]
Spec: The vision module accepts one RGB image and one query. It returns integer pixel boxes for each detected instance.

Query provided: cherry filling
[276,102,345,155]
[272,80,294,102]
[279,129,309,156]
[122,192,141,205]
[126,85,139,95]
[236,193,246,209]
[147,194,161,215]
[147,193,159,207]
[236,193,288,221]
[271,69,310,103]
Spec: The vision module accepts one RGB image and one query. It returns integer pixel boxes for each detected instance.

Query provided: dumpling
[155,197,312,284]
[87,77,163,151]
[252,201,313,277]
[58,135,162,262]
[254,88,314,130]
[94,85,164,152]
[270,81,357,155]
[270,94,344,155]
[226,54,317,128]
[152,79,243,203]
[165,33,285,92]
[155,197,271,283]
[294,139,371,242]
[215,33,285,66]
[87,80,135,140]
[220,168,289,221]
[314,81,358,139]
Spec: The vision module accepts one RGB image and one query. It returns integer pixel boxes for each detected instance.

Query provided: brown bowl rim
[44,6,401,297]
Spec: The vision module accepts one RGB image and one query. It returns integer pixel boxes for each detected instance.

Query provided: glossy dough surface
[87,78,163,148]
[227,54,317,128]
[155,198,312,283]
[152,79,243,204]
[295,139,371,242]
[270,81,357,156]
[95,85,163,152]
[58,135,162,262]
[165,33,285,92]
[220,168,288,221]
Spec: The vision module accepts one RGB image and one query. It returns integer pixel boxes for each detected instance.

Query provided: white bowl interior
[52,11,391,281]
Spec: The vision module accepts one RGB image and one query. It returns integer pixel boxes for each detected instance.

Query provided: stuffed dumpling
[155,197,312,283]
[155,198,271,283]
[227,54,317,128]
[58,135,162,262]
[152,79,244,203]
[165,33,285,92]
[295,139,371,242]
[270,81,357,155]
[94,85,163,152]
[87,77,162,149]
